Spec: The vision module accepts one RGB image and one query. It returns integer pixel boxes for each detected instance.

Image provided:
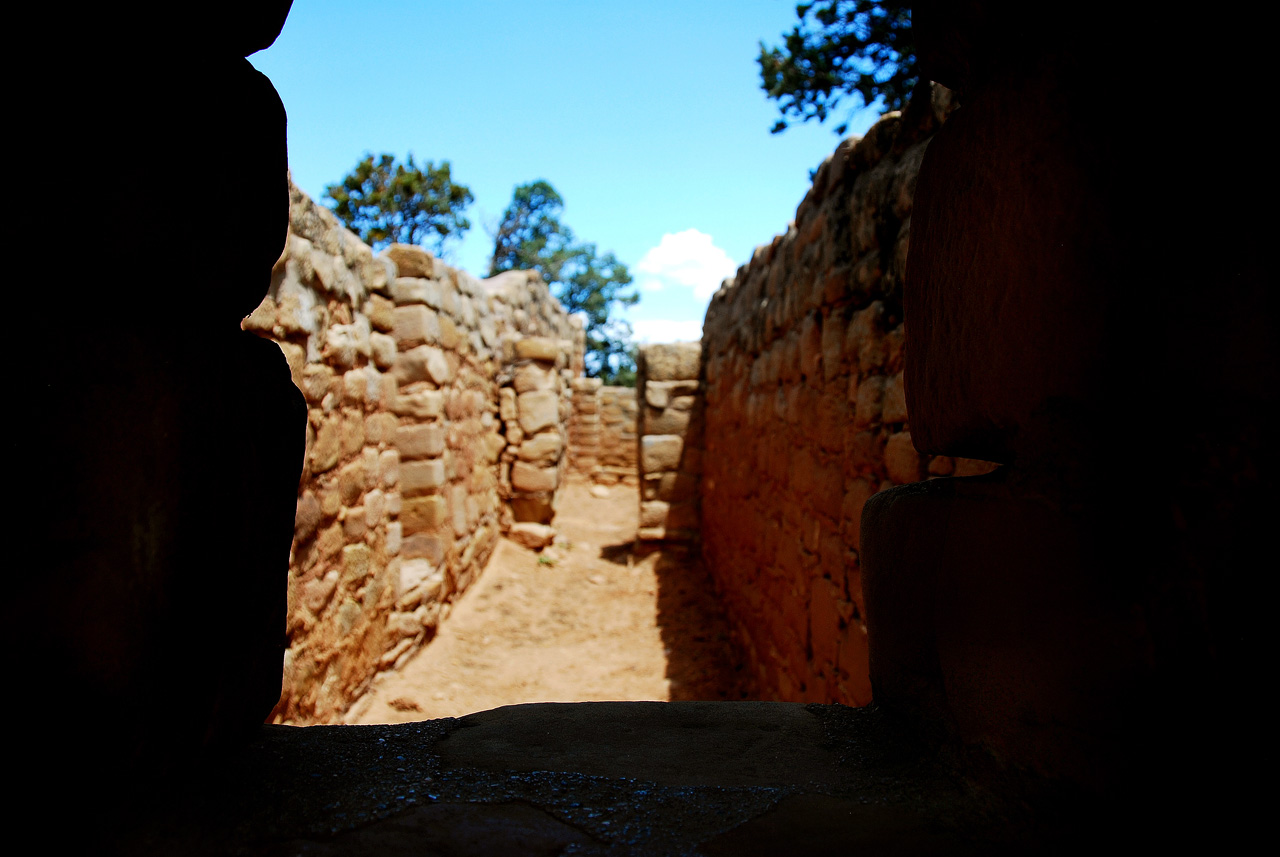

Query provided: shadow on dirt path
[347,479,749,723]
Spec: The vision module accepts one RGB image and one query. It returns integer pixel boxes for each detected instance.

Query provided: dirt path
[347,479,748,724]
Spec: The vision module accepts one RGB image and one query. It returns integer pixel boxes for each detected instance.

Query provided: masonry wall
[244,181,580,723]
[569,380,639,485]
[637,343,704,542]
[699,86,993,705]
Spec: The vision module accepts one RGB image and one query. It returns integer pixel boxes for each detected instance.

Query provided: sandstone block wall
[637,343,704,542]
[700,88,994,705]
[244,181,580,723]
[569,381,638,485]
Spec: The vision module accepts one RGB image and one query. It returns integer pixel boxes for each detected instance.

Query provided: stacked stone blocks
[637,343,704,542]
[699,85,994,706]
[568,381,639,485]
[244,181,581,723]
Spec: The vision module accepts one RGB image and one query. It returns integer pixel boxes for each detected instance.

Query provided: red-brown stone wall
[700,87,994,705]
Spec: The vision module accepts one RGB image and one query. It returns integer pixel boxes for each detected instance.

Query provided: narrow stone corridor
[347,478,748,723]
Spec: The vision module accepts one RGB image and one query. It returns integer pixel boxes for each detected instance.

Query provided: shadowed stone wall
[245,182,581,722]
[698,86,994,704]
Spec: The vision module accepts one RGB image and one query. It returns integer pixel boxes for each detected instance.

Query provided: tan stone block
[438,314,462,350]
[367,293,395,332]
[483,431,506,464]
[392,304,440,349]
[645,407,690,435]
[395,423,445,460]
[316,522,344,560]
[343,508,367,540]
[884,431,921,484]
[401,459,446,496]
[311,415,341,473]
[641,435,683,473]
[509,522,555,550]
[392,389,444,420]
[515,337,559,362]
[319,487,342,519]
[340,410,365,457]
[338,460,365,505]
[342,369,367,405]
[390,275,443,307]
[384,244,437,279]
[300,364,334,405]
[370,332,397,370]
[517,431,563,465]
[498,387,518,422]
[513,362,556,394]
[364,412,398,446]
[378,449,400,487]
[511,461,558,493]
[241,294,276,333]
[394,345,452,386]
[517,390,559,434]
[450,483,468,537]
[402,495,448,534]
[641,343,700,381]
[640,500,669,529]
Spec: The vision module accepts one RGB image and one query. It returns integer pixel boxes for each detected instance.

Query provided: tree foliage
[759,1,916,135]
[324,153,474,254]
[489,181,639,385]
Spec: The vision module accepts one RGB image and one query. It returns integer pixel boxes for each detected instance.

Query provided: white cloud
[635,229,737,300]
[631,319,703,344]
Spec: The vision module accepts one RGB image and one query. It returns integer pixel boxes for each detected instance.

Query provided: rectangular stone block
[515,337,559,362]
[394,345,452,386]
[640,343,701,381]
[391,389,443,420]
[390,275,442,307]
[401,533,446,564]
[640,500,669,529]
[641,435,683,474]
[517,431,563,465]
[513,362,556,394]
[511,461,559,493]
[645,407,691,435]
[517,389,559,435]
[396,423,446,460]
[402,495,449,534]
[401,459,446,496]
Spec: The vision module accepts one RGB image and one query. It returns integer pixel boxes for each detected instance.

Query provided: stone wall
[568,380,639,485]
[637,344,704,543]
[699,87,993,705]
[244,182,580,723]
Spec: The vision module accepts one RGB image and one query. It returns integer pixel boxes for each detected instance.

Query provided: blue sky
[250,0,883,343]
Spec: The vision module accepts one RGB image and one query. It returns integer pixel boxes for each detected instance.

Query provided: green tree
[489,181,639,385]
[324,153,474,254]
[759,1,916,135]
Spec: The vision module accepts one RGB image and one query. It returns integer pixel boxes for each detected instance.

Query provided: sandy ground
[347,478,749,724]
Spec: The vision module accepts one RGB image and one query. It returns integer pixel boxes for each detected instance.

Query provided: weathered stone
[509,522,555,550]
[338,460,365,505]
[311,416,341,473]
[394,345,452,386]
[517,432,563,465]
[645,407,691,435]
[392,304,441,349]
[513,362,556,393]
[300,364,334,404]
[515,337,559,362]
[402,496,448,534]
[640,500,669,529]
[510,495,554,524]
[517,390,559,435]
[295,492,322,542]
[511,461,558,493]
[396,557,440,599]
[377,449,400,487]
[853,375,885,429]
[341,542,372,585]
[641,342,701,381]
[499,387,517,422]
[366,293,395,331]
[392,389,444,420]
[384,244,437,279]
[342,508,367,540]
[301,571,339,614]
[395,424,446,460]
[641,435,683,473]
[370,332,397,370]
[644,380,700,409]
[401,459,447,496]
